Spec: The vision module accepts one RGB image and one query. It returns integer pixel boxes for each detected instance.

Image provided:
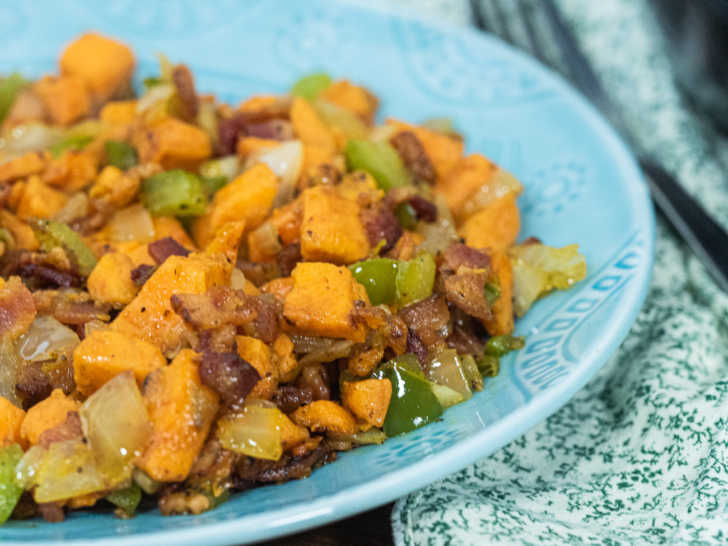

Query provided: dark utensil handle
[639,156,728,292]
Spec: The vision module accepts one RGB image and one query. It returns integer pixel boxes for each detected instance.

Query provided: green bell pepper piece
[395,202,418,230]
[0,73,27,124]
[141,169,207,217]
[0,443,23,524]
[104,140,138,170]
[50,134,94,158]
[483,280,501,305]
[106,483,142,517]
[31,219,97,276]
[477,354,500,377]
[291,72,332,101]
[484,335,526,357]
[395,252,436,306]
[201,176,228,198]
[349,258,399,305]
[344,140,410,191]
[377,355,443,437]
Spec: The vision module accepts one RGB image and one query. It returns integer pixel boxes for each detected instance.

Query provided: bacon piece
[171,287,258,330]
[439,243,494,321]
[148,237,189,265]
[198,348,260,408]
[273,385,313,414]
[360,204,402,253]
[130,264,156,286]
[399,295,450,348]
[390,130,436,183]
[172,64,198,120]
[406,195,438,222]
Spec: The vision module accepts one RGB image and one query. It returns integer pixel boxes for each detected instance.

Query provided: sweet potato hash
[0,33,586,522]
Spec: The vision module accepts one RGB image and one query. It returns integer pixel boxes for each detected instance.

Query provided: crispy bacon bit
[130,264,156,286]
[218,106,292,155]
[196,326,237,354]
[447,311,484,356]
[15,362,52,409]
[360,205,402,253]
[399,295,451,347]
[522,236,542,246]
[171,287,258,330]
[172,64,199,120]
[236,259,280,286]
[38,411,82,448]
[273,385,313,414]
[198,348,260,408]
[296,364,331,401]
[439,243,493,321]
[407,195,438,222]
[406,332,428,365]
[148,237,190,265]
[236,444,335,485]
[32,289,110,325]
[245,295,280,344]
[0,276,36,338]
[276,243,301,277]
[37,502,65,523]
[187,438,236,491]
[390,130,436,183]
[1,250,83,289]
[243,119,294,141]
[441,243,490,271]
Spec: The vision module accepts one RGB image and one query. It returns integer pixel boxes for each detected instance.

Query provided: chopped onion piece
[200,155,239,181]
[248,221,282,257]
[0,338,22,405]
[136,83,175,114]
[17,316,79,362]
[0,123,62,160]
[53,192,90,224]
[247,140,303,207]
[216,404,283,461]
[460,169,522,219]
[108,203,155,242]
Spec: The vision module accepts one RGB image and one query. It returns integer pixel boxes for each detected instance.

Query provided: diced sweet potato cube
[273,333,299,383]
[320,80,378,123]
[99,100,137,124]
[0,396,26,448]
[88,165,140,209]
[236,335,277,400]
[236,136,279,158]
[72,329,166,396]
[152,216,196,250]
[20,389,80,446]
[388,119,463,180]
[43,151,98,192]
[111,253,230,355]
[291,400,357,435]
[459,193,520,254]
[290,98,336,176]
[86,252,138,307]
[60,33,135,103]
[278,412,309,452]
[261,277,294,305]
[341,378,392,428]
[137,349,219,482]
[15,175,67,219]
[204,220,245,263]
[271,199,303,245]
[133,118,212,169]
[0,151,47,183]
[0,210,38,250]
[283,262,368,341]
[482,251,514,336]
[436,154,498,220]
[191,163,278,247]
[33,75,90,126]
[238,95,277,113]
[300,186,369,264]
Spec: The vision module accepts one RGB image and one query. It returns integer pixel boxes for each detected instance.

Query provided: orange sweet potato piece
[291,400,357,435]
[111,253,231,355]
[60,33,135,104]
[236,136,279,158]
[0,396,26,448]
[204,220,245,263]
[341,379,392,428]
[482,251,514,336]
[72,329,166,396]
[0,210,38,250]
[152,216,196,250]
[33,75,90,126]
[320,80,378,123]
[273,333,299,383]
[290,97,336,177]
[133,118,212,169]
[271,199,303,245]
[191,163,278,247]
[137,349,219,482]
[278,411,310,452]
[88,165,140,209]
[236,335,277,400]
[388,119,463,180]
[283,262,368,342]
[436,154,498,221]
[15,175,67,219]
[0,151,48,183]
[86,252,138,307]
[99,100,137,124]
[300,186,369,264]
[459,193,520,254]
[43,151,98,192]
[260,277,294,305]
[20,389,80,446]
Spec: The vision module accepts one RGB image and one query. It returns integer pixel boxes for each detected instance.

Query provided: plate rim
[1,2,655,544]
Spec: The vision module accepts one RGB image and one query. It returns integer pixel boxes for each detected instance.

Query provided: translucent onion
[247,140,303,208]
[0,337,22,405]
[313,99,369,141]
[53,192,90,224]
[369,124,398,143]
[459,168,523,220]
[292,335,354,365]
[216,403,283,461]
[199,155,239,181]
[0,123,62,160]
[426,349,472,400]
[17,316,80,362]
[248,221,282,257]
[230,267,247,291]
[136,83,176,114]
[80,371,151,484]
[107,203,156,242]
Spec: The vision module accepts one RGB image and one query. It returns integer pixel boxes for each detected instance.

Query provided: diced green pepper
[395,252,436,306]
[376,355,443,437]
[50,134,93,158]
[349,258,399,305]
[143,76,164,90]
[0,443,23,524]
[201,176,228,197]
[313,99,369,141]
[430,383,464,408]
[484,335,526,357]
[141,169,207,217]
[291,72,332,101]
[344,140,410,191]
[31,219,97,276]
[104,140,138,170]
[0,73,27,124]
[461,354,483,390]
[426,349,472,399]
[106,483,142,517]
[477,354,500,377]
[484,280,501,305]
[395,202,418,230]
[203,488,230,510]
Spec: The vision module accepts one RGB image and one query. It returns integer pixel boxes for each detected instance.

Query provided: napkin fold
[387,0,728,543]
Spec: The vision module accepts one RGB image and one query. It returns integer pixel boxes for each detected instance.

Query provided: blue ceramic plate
[0,1,654,544]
